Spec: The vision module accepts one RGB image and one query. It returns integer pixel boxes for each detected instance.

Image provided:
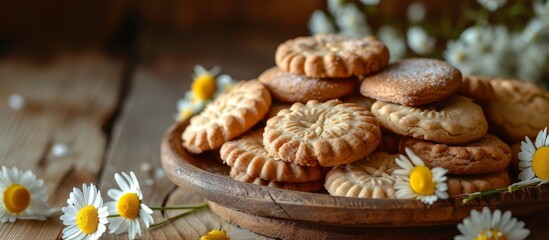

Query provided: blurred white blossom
[336,4,371,38]
[407,27,435,55]
[534,0,549,18]
[377,26,406,62]
[477,0,507,11]
[309,10,336,35]
[407,2,426,23]
[8,94,24,111]
[327,0,346,16]
[359,0,380,6]
[522,19,549,43]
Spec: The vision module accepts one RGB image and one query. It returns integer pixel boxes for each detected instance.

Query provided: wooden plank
[0,51,124,239]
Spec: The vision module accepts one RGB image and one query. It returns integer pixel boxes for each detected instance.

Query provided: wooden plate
[161,120,549,227]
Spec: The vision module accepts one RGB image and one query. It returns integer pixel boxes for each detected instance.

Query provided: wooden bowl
[161,120,549,237]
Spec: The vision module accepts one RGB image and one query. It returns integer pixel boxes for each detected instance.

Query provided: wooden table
[0,31,547,239]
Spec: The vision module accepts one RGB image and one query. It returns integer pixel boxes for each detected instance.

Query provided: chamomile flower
[516,128,549,185]
[0,166,51,223]
[309,10,336,35]
[393,148,448,205]
[455,207,530,240]
[201,227,257,240]
[106,172,153,240]
[175,65,236,121]
[377,25,406,62]
[60,183,108,240]
[335,4,371,38]
[407,26,435,55]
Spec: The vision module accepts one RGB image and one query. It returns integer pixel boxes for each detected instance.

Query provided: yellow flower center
[76,205,99,234]
[532,146,549,180]
[192,74,216,100]
[3,184,31,214]
[475,229,507,240]
[409,166,435,195]
[117,193,140,219]
[201,230,230,240]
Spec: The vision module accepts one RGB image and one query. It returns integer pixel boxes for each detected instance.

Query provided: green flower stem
[508,181,540,193]
[108,214,120,218]
[149,204,209,229]
[150,203,208,211]
[462,187,507,204]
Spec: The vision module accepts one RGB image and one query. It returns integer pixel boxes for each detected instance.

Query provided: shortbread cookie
[487,78,549,142]
[459,76,495,102]
[264,100,381,167]
[399,134,511,174]
[258,67,357,103]
[325,152,400,198]
[220,129,327,182]
[360,58,462,106]
[371,95,488,144]
[182,80,271,153]
[275,34,389,78]
[229,168,324,192]
[447,171,510,196]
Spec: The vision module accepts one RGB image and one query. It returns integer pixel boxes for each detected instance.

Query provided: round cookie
[360,58,462,106]
[229,168,324,192]
[371,95,488,144]
[459,76,495,102]
[446,171,510,196]
[182,80,271,153]
[399,134,511,175]
[325,152,401,199]
[258,67,357,103]
[220,129,327,183]
[264,99,381,167]
[275,34,389,78]
[487,78,549,142]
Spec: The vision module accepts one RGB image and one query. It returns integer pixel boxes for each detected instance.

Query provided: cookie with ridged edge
[275,34,389,78]
[182,80,271,154]
[399,134,511,174]
[360,58,462,106]
[264,99,381,167]
[459,76,495,102]
[258,67,357,103]
[220,129,328,182]
[325,152,401,199]
[371,95,488,145]
[487,78,549,142]
[447,171,510,196]
[229,168,324,192]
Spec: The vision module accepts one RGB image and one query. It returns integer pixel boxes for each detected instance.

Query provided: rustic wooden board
[0,51,124,240]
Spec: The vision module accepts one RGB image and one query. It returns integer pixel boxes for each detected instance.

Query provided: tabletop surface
[0,31,547,240]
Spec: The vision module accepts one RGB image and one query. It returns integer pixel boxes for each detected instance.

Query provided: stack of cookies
[356,58,512,197]
[181,33,549,199]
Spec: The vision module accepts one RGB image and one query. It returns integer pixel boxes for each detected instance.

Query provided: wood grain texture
[0,51,124,240]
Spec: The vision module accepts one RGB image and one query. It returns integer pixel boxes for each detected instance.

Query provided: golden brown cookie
[275,34,389,78]
[360,58,462,106]
[487,78,549,142]
[324,152,401,198]
[371,96,488,144]
[229,168,324,192]
[399,134,511,174]
[459,76,495,102]
[264,100,381,167]
[258,67,357,103]
[446,171,510,196]
[182,80,271,153]
[220,129,327,182]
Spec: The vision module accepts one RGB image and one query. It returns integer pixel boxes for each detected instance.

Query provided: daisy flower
[335,4,371,38]
[309,10,336,35]
[175,65,236,121]
[0,166,51,223]
[455,207,530,240]
[106,172,154,240]
[60,183,108,240]
[516,128,549,185]
[393,148,449,205]
[377,25,406,62]
[201,227,257,240]
[407,26,436,55]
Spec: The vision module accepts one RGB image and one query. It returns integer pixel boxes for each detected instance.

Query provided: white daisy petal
[518,168,536,181]
[115,173,130,192]
[108,189,123,200]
